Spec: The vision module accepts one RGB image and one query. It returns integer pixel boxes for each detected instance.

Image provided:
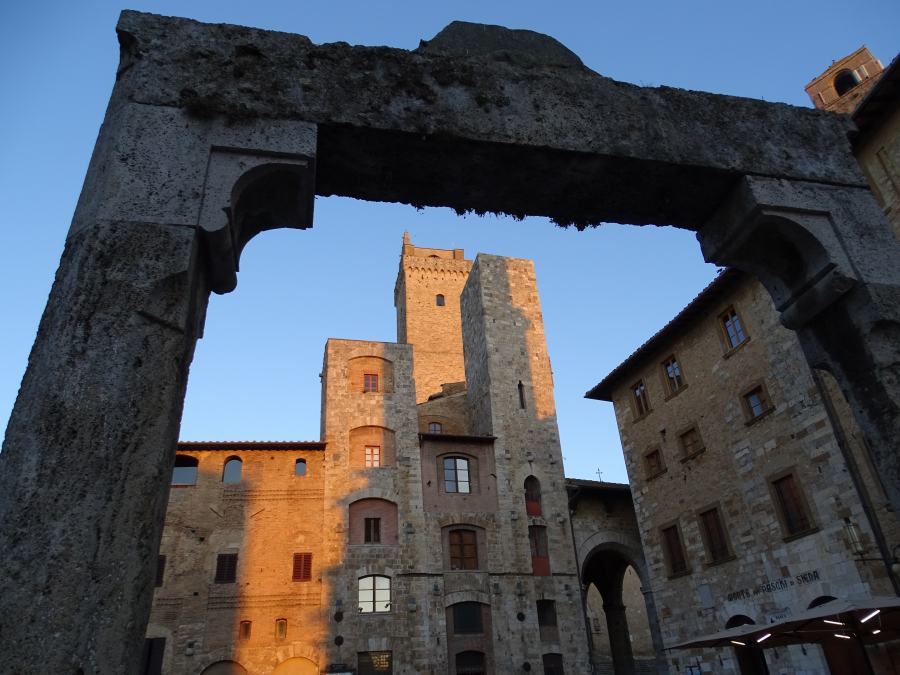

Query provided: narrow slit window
[239,621,251,640]
[518,380,526,409]
[155,554,166,588]
[275,618,287,640]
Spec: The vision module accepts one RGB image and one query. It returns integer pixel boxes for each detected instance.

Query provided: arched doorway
[582,546,657,675]
[272,656,319,675]
[200,662,248,675]
[725,615,769,675]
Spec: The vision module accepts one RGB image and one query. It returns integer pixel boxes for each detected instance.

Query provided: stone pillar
[0,220,208,674]
[603,602,636,675]
[0,83,316,671]
[641,585,670,674]
[700,176,900,514]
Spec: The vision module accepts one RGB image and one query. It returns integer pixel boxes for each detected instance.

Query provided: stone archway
[1,12,898,674]
[272,657,318,675]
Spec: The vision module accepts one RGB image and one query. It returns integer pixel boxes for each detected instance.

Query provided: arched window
[524,476,542,516]
[358,575,391,613]
[222,456,242,484]
[436,294,445,306]
[295,458,307,477]
[275,618,287,639]
[443,456,471,493]
[456,651,485,674]
[834,70,858,96]
[428,421,443,434]
[172,455,198,485]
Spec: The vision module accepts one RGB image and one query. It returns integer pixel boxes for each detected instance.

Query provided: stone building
[587,269,900,674]
[806,47,900,238]
[145,237,608,675]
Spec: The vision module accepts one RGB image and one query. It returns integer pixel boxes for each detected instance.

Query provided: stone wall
[604,273,899,674]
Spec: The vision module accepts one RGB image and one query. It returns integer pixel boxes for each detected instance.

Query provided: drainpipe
[568,487,597,674]
[811,369,900,595]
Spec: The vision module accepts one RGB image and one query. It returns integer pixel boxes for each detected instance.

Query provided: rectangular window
[292,552,312,581]
[662,356,685,394]
[449,529,478,570]
[661,525,688,576]
[537,600,559,642]
[453,602,484,634]
[443,457,471,493]
[720,307,747,349]
[743,385,771,420]
[155,554,166,588]
[644,448,664,479]
[214,553,237,583]
[772,474,813,536]
[363,373,379,393]
[632,380,650,417]
[358,651,393,674]
[364,518,381,544]
[364,445,381,467]
[698,508,731,564]
[239,621,252,640]
[275,618,287,640]
[529,525,551,576]
[679,427,704,459]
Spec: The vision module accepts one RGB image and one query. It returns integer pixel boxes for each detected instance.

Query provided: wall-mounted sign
[726,569,820,602]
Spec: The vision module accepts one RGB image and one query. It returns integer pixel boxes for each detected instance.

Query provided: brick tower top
[394,233,472,403]
[805,46,884,114]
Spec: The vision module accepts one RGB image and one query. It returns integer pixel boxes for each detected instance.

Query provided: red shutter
[293,552,313,581]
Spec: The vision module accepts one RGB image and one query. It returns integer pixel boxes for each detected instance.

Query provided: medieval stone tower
[395,232,473,403]
[148,236,590,675]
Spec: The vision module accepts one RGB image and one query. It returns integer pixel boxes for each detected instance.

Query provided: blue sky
[1,1,897,483]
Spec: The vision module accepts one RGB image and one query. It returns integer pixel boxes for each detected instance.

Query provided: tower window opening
[436,294,445,306]
[834,69,859,96]
[518,380,526,409]
[295,458,307,477]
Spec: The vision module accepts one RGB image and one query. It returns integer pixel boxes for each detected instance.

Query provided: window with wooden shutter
[448,529,478,570]
[363,373,379,393]
[529,525,550,576]
[452,602,484,634]
[537,600,559,642]
[699,508,731,563]
[631,380,650,417]
[364,518,381,544]
[772,474,813,536]
[661,525,688,576]
[524,476,542,516]
[292,552,312,581]
[214,553,238,583]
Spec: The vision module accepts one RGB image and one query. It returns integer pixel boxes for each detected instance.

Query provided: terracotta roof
[177,440,326,451]
[585,268,745,401]
[853,52,900,138]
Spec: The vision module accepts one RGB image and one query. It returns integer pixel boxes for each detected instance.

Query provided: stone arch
[581,541,661,675]
[199,661,248,675]
[272,656,318,675]
[340,486,400,508]
[347,355,394,393]
[348,425,396,468]
[724,615,769,675]
[444,589,492,607]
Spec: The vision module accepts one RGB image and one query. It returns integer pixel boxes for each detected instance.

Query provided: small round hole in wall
[523,663,531,672]
[334,611,344,622]
[516,612,525,621]
[334,635,344,646]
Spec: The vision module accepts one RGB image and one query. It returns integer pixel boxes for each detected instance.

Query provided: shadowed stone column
[603,602,636,675]
[0,220,208,674]
[701,176,900,514]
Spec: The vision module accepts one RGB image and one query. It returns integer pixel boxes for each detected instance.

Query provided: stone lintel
[114,11,864,229]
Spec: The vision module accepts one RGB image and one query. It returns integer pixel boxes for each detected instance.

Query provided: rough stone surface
[114,11,864,228]
[599,273,900,674]
[0,220,208,674]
